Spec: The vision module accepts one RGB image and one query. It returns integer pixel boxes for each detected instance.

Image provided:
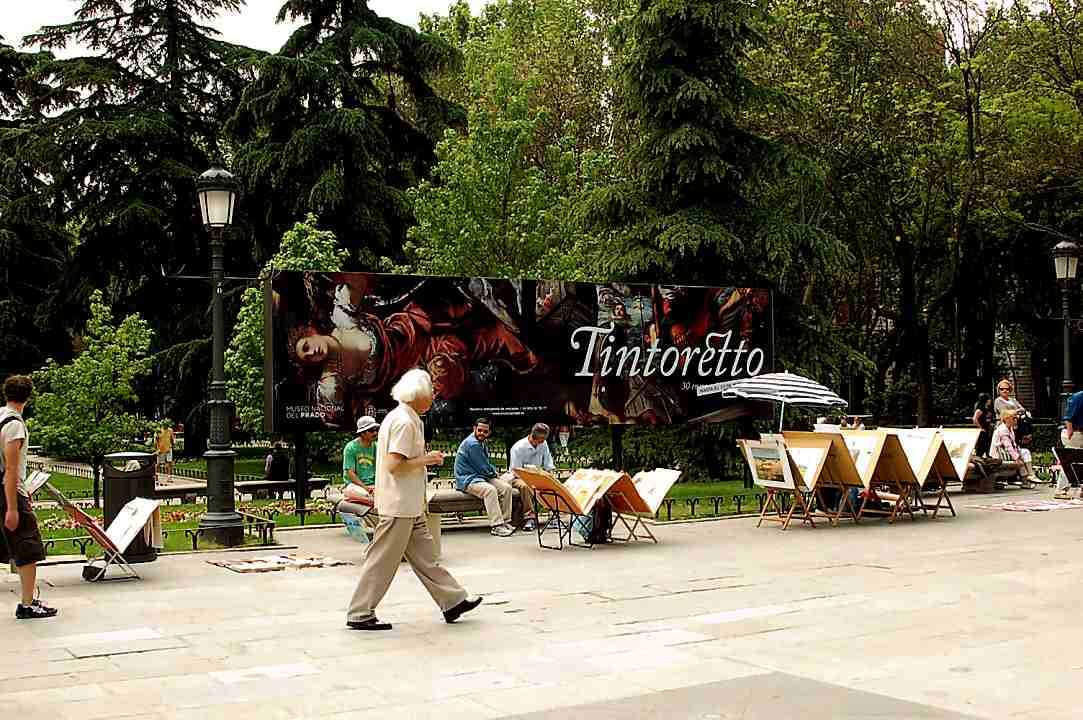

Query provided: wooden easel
[756,485,816,530]
[606,489,658,543]
[911,436,959,518]
[741,438,814,530]
[855,433,919,523]
[601,474,659,543]
[784,432,865,526]
[883,428,959,520]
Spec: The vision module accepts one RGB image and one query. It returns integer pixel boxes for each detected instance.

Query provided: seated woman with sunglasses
[994,380,1025,420]
[994,379,1033,446]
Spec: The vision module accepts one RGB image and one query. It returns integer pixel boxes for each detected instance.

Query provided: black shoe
[15,602,58,620]
[346,617,392,631]
[443,596,482,624]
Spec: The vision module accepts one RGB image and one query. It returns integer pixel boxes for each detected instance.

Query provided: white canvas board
[887,428,939,477]
[105,497,161,553]
[788,446,828,490]
[631,469,682,514]
[843,434,880,483]
[941,428,981,481]
[25,470,50,496]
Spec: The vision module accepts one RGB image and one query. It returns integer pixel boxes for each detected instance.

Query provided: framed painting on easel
[740,438,813,530]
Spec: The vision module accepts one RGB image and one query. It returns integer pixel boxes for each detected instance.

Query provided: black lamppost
[196,164,244,546]
[1054,239,1080,416]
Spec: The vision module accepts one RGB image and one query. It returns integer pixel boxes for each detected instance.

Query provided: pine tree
[584,0,776,281]
[228,0,463,266]
[10,0,263,424]
[17,0,262,328]
[0,37,72,374]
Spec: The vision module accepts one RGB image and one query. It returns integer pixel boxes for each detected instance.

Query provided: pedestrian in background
[972,393,994,457]
[1,375,57,619]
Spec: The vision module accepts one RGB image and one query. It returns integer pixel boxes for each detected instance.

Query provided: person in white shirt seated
[499,423,556,532]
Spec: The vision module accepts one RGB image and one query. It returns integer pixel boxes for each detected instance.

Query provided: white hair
[391,368,434,404]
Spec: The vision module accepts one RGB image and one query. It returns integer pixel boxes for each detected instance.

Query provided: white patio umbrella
[718,371,848,431]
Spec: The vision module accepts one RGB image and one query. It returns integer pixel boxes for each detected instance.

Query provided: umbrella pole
[778,401,785,432]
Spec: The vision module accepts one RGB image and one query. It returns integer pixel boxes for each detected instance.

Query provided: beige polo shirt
[374,402,428,517]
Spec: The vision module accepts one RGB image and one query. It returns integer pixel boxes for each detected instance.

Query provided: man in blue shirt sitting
[454,418,515,537]
[501,423,556,532]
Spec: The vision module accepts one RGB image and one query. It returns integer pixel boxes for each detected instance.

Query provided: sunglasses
[998,386,1011,391]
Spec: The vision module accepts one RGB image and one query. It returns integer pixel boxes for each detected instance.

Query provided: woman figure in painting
[287,277,542,425]
[972,393,994,457]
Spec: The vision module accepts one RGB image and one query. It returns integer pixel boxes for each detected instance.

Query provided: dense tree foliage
[30,291,153,505]
[228,0,464,266]
[225,214,347,435]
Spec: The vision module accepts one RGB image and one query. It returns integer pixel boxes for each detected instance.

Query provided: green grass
[171,455,341,478]
[46,471,96,497]
[39,467,764,535]
[35,500,291,556]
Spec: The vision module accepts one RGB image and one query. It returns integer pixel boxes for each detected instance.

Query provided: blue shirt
[1064,391,1083,425]
[453,434,497,491]
[508,436,555,472]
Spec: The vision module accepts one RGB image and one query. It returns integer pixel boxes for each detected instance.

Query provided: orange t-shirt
[155,427,174,453]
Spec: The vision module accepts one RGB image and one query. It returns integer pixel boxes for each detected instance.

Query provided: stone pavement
[4,488,1081,720]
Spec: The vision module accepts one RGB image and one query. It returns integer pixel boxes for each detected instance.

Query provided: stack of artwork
[740,427,981,530]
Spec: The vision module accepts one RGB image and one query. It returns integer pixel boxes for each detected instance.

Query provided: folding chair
[42,482,155,582]
[1053,447,1083,488]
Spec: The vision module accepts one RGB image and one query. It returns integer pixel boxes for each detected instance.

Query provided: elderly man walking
[346,368,481,631]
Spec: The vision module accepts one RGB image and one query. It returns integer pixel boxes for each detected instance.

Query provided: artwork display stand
[850,433,919,523]
[41,482,158,581]
[882,428,962,519]
[603,491,656,543]
[516,466,679,549]
[927,428,980,518]
[740,438,815,530]
[783,432,864,526]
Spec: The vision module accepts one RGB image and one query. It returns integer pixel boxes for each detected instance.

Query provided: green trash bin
[101,451,158,564]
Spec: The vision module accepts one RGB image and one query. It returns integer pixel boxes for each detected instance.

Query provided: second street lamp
[1054,239,1080,417]
[196,164,244,546]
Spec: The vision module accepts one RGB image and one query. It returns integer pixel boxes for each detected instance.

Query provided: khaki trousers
[346,515,467,623]
[464,478,513,526]
[500,471,536,518]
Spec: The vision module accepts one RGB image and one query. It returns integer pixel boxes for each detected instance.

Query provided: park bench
[425,484,525,527]
[961,456,1024,493]
[326,472,527,528]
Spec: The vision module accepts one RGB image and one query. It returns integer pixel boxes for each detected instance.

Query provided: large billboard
[265,272,773,432]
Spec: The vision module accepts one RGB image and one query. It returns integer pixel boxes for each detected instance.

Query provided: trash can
[101,451,158,564]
